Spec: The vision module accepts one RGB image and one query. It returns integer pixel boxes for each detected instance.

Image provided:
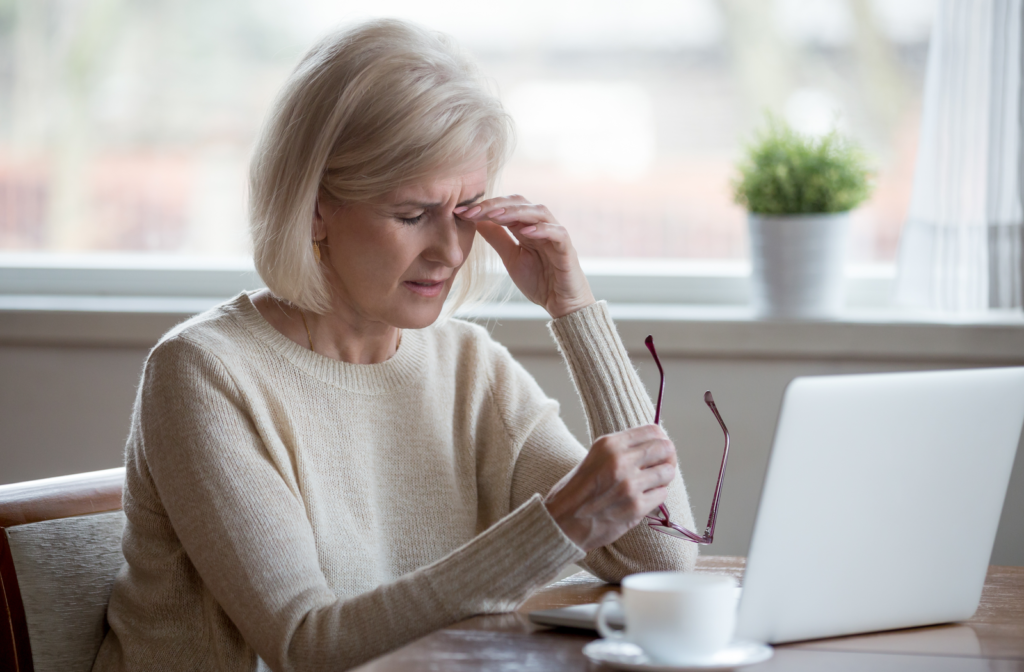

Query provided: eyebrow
[391,191,485,209]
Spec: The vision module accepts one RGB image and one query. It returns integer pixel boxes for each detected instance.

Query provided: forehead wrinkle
[392,199,443,209]
[388,190,485,210]
[386,164,488,209]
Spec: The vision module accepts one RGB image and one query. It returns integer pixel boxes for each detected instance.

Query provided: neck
[251,289,401,365]
[304,307,401,364]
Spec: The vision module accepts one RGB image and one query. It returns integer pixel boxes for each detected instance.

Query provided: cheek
[335,230,412,289]
[459,226,476,260]
[372,229,420,267]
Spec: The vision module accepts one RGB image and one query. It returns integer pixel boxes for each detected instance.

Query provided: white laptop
[530,367,1024,644]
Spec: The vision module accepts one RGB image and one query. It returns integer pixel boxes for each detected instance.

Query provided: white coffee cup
[595,571,739,665]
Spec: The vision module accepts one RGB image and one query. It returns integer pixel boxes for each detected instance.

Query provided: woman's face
[315,163,487,330]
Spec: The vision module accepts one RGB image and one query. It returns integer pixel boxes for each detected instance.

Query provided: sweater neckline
[229,292,428,394]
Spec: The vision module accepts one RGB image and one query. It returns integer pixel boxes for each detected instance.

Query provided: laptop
[530,367,1024,644]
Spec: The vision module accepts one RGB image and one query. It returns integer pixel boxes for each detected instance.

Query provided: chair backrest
[0,468,125,672]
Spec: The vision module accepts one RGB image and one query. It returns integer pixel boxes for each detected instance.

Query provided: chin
[392,299,447,330]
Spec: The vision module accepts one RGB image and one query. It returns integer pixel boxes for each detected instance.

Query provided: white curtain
[896,0,1024,312]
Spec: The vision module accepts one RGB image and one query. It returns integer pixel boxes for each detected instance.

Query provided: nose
[423,214,466,268]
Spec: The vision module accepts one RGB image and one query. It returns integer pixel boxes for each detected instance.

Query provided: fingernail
[520,225,537,235]
[484,208,505,219]
[453,206,468,214]
[464,205,482,218]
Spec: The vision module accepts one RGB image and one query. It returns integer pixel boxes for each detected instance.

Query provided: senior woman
[93,19,696,672]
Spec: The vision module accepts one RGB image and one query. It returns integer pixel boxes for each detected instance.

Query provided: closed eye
[398,212,426,225]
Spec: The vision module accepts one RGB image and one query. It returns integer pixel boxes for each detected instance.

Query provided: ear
[312,194,327,241]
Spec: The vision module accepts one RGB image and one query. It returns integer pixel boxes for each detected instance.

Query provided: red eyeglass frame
[643,335,730,544]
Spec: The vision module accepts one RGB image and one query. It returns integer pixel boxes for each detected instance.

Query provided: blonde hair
[249,19,512,314]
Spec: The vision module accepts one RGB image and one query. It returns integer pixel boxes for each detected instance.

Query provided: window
[0,0,933,273]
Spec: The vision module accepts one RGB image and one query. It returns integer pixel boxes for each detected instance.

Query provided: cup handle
[595,592,626,641]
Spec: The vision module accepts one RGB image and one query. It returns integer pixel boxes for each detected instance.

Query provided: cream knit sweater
[92,294,696,672]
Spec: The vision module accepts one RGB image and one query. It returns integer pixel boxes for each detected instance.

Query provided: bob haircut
[250,19,512,315]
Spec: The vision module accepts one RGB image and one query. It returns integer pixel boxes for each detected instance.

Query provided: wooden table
[354,556,1024,671]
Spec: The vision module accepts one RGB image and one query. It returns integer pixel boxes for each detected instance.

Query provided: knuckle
[615,478,638,500]
[592,435,616,456]
[627,497,648,519]
[640,442,657,462]
[615,433,633,450]
[634,424,658,441]
[609,455,630,481]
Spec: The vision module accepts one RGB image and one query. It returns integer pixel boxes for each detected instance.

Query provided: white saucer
[582,639,773,671]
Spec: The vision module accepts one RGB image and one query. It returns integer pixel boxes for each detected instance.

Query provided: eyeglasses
[643,335,730,545]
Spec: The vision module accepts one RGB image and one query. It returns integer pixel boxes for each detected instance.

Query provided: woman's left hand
[456,195,595,319]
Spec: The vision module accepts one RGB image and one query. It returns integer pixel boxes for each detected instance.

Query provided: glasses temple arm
[701,390,730,543]
[644,335,665,425]
[644,335,670,525]
[644,336,731,546]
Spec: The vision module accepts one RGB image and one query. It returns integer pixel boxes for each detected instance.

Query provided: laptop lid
[736,367,1024,644]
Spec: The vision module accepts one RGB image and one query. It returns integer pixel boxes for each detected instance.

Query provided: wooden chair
[0,468,125,672]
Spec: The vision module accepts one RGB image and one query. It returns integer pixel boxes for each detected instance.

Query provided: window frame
[0,252,896,309]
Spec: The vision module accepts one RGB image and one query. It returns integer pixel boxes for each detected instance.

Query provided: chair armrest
[0,468,124,528]
[0,467,126,671]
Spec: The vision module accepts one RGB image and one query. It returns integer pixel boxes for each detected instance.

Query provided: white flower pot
[747,212,850,319]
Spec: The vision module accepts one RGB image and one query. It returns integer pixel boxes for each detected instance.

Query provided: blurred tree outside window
[0,0,934,264]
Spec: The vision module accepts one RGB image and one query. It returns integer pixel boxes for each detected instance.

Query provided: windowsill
[2,254,1022,361]
[2,293,1023,363]
[0,254,891,306]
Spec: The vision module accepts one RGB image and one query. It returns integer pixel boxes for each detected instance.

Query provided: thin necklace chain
[297,309,401,355]
[299,309,315,352]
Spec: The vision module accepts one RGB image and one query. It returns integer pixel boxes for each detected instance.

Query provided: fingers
[635,461,676,494]
[619,423,669,447]
[544,425,679,551]
[499,214,571,255]
[459,196,570,258]
[624,436,676,472]
[460,201,553,231]
[588,427,677,497]
[608,462,673,521]
[599,424,676,469]
[487,203,553,226]
[456,196,564,243]
[475,220,519,266]
[454,194,530,221]
[457,193,594,320]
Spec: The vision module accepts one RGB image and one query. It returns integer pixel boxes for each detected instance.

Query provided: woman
[93,19,696,672]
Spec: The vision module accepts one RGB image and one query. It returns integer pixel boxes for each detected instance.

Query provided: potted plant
[732,116,873,319]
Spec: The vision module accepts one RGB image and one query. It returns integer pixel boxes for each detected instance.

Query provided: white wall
[0,343,148,481]
[1,311,1022,565]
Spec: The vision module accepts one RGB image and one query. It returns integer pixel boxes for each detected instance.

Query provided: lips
[403,279,447,297]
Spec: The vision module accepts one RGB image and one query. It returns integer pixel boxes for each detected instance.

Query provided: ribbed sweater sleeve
[548,301,656,441]
[117,335,583,672]
[510,301,698,581]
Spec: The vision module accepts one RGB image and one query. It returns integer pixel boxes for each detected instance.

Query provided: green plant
[732,115,873,215]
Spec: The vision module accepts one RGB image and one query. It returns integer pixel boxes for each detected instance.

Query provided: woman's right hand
[544,424,678,552]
